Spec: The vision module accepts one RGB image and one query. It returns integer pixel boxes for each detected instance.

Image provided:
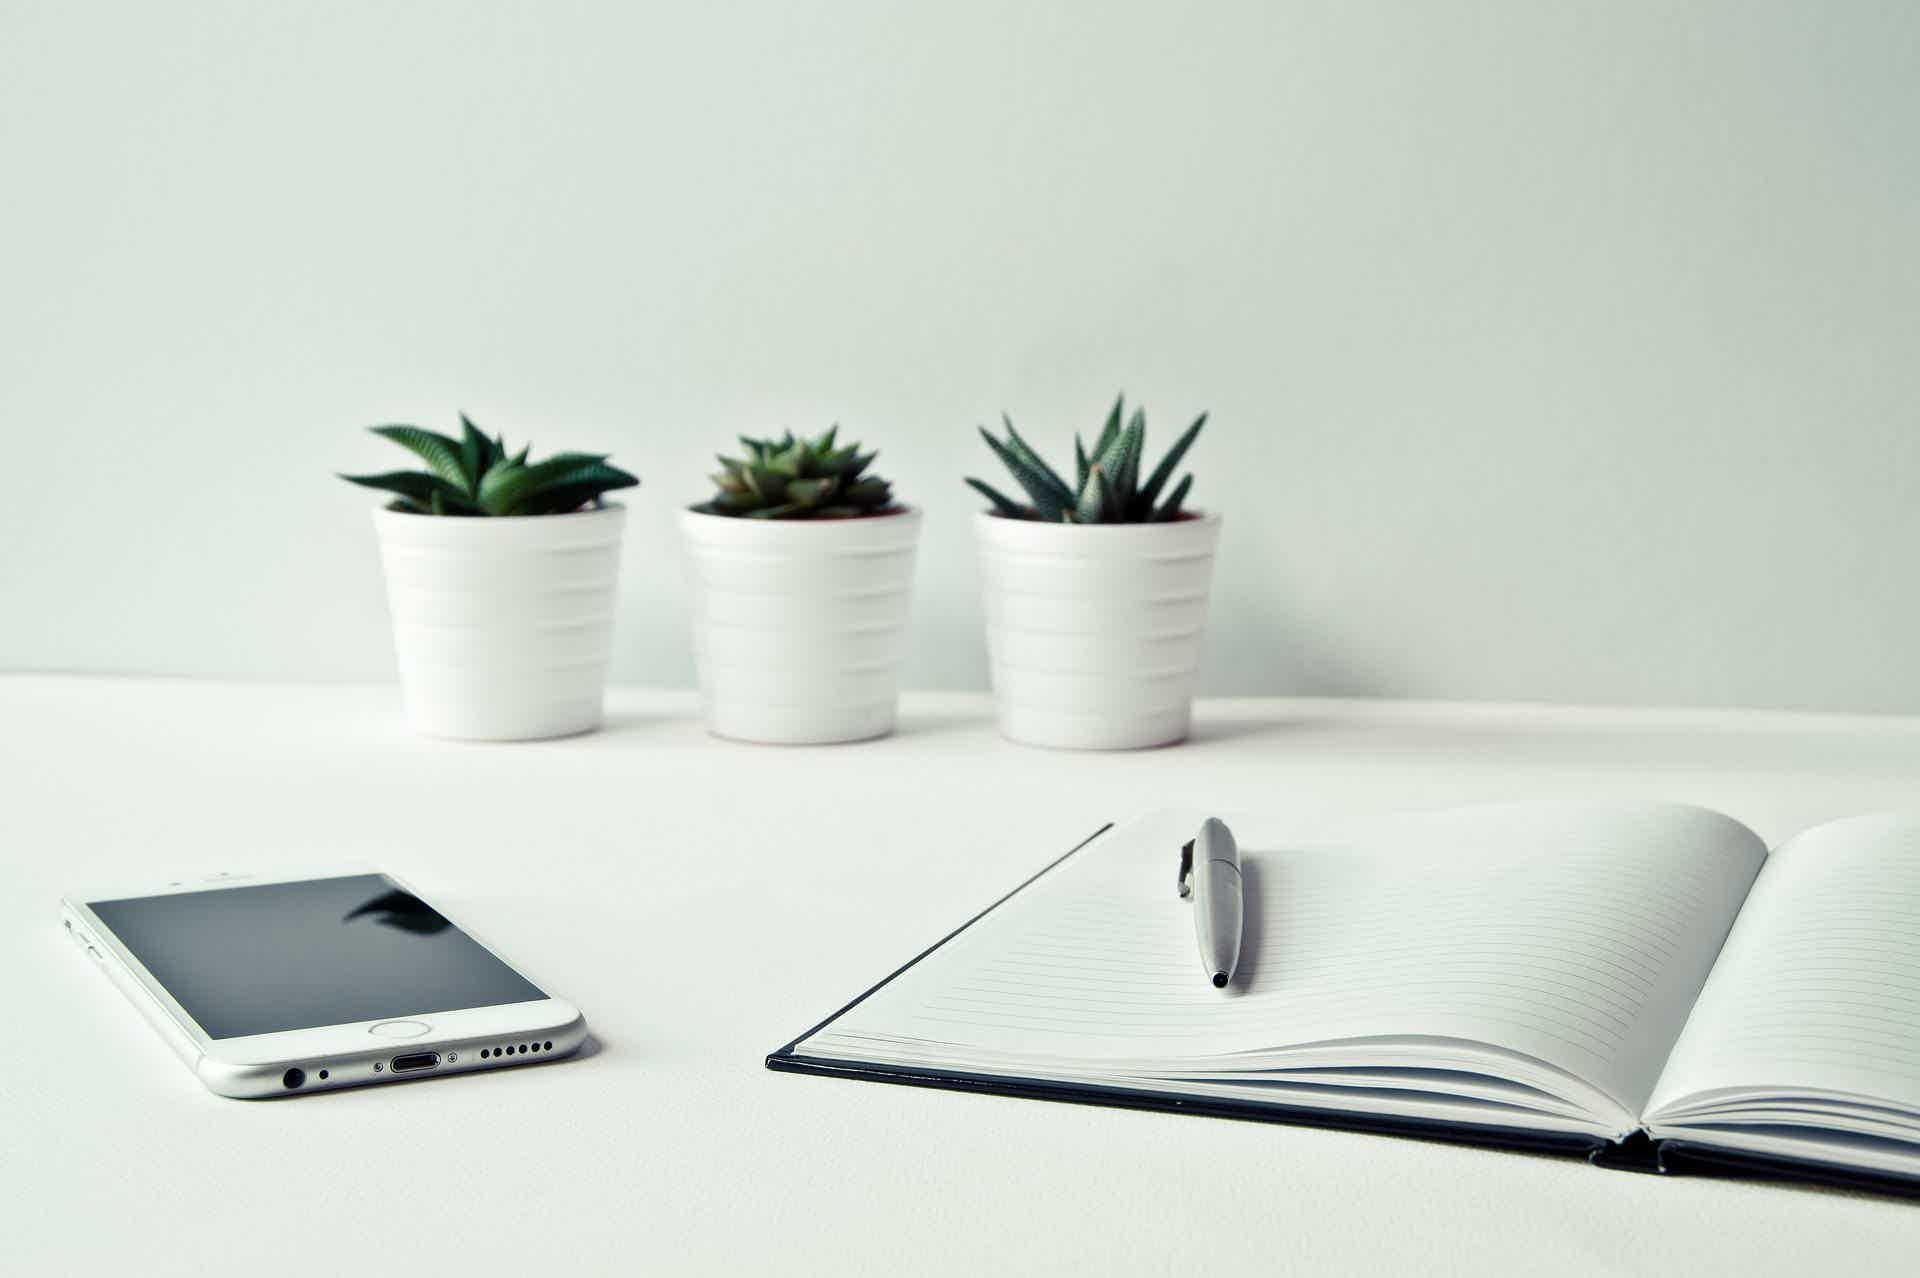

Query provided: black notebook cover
[766,822,1920,1199]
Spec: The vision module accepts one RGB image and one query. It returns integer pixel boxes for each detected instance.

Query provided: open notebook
[769,802,1920,1194]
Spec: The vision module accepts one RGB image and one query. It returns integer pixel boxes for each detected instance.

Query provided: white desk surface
[7,676,1920,1275]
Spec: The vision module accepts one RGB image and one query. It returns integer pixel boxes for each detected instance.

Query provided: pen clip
[1177,839,1195,899]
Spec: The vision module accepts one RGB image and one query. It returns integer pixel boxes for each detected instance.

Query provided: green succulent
[696,427,898,519]
[966,394,1205,523]
[340,416,638,516]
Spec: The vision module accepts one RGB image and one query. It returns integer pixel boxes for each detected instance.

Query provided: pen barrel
[1192,860,1244,985]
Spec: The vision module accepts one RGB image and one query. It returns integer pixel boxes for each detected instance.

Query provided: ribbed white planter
[372,504,626,741]
[680,507,922,744]
[976,511,1222,750]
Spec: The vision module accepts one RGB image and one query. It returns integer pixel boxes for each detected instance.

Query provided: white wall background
[4,1,1917,710]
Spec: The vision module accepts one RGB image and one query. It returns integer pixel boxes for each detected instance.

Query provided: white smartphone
[61,868,587,1098]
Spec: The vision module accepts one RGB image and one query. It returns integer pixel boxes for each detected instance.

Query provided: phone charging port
[390,1052,440,1073]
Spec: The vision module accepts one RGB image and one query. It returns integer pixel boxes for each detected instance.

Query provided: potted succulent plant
[680,428,920,744]
[966,395,1218,750]
[341,417,638,741]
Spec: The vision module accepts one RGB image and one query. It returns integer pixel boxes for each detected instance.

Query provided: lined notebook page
[1648,815,1920,1118]
[803,802,1765,1116]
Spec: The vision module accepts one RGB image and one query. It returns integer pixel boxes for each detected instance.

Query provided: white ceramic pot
[679,507,923,744]
[372,503,626,741]
[975,510,1222,750]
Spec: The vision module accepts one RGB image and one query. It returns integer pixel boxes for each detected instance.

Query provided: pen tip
[1211,972,1229,989]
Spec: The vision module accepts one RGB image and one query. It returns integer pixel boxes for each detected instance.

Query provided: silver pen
[1178,817,1244,989]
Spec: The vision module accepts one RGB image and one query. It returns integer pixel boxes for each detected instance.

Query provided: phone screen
[88,874,546,1039]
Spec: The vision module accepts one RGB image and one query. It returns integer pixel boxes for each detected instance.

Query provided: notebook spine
[1589,1133,1920,1195]
[1587,1130,1666,1175]
[1656,1139,1920,1198]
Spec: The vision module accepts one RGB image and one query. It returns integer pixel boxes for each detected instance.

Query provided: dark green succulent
[967,394,1205,523]
[340,416,638,516]
[696,428,898,519]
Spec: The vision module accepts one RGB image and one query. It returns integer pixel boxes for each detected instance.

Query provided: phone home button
[368,1020,432,1039]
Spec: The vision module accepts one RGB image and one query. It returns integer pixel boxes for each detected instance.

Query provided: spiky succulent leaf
[369,425,470,494]
[741,464,789,505]
[841,477,892,507]
[967,477,1026,518]
[1075,464,1113,523]
[1108,410,1145,514]
[967,395,1208,523]
[976,426,1067,520]
[999,416,1076,509]
[339,469,482,514]
[510,460,642,516]
[343,418,637,516]
[477,452,600,515]
[1152,473,1194,521]
[832,449,876,481]
[785,477,837,506]
[1135,412,1205,513]
[697,428,900,519]
[458,416,492,490]
[1092,394,1125,461]
[769,437,809,477]
[1086,417,1132,509]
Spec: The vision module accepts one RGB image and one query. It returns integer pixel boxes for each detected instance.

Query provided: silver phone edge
[59,897,589,1100]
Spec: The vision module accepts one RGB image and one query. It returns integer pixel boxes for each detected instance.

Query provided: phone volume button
[86,945,103,961]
